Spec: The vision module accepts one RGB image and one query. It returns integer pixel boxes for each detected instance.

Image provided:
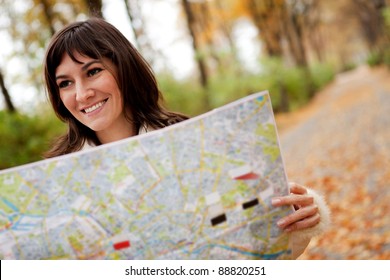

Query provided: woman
[44,18,330,259]
[44,17,188,156]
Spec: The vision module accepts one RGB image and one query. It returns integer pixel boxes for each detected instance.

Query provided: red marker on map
[113,240,131,250]
[112,234,131,250]
[228,165,259,180]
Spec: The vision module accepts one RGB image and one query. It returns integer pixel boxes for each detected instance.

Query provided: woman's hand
[271,182,321,233]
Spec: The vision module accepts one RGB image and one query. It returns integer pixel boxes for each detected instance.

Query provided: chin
[84,123,108,133]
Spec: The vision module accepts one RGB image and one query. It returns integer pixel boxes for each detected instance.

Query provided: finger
[276,204,319,229]
[272,194,314,207]
[288,182,307,195]
[284,213,321,232]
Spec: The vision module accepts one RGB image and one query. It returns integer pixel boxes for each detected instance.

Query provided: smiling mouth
[82,98,108,114]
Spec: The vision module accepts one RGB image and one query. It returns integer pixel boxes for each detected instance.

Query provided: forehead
[56,52,90,72]
[55,52,116,76]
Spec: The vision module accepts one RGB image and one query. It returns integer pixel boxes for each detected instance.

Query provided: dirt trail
[276,65,390,259]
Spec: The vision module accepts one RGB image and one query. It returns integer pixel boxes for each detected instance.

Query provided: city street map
[0,91,292,259]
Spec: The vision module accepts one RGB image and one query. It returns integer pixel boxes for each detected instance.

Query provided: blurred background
[0,0,390,259]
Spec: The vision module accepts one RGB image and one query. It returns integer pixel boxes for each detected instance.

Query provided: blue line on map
[16,223,37,227]
[12,225,34,231]
[1,198,19,212]
[256,96,264,102]
[79,210,88,216]
[0,210,12,220]
[12,219,21,228]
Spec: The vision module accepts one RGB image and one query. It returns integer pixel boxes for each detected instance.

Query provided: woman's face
[55,52,135,143]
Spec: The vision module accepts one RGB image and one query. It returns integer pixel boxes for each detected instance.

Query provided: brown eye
[87,68,102,77]
[58,80,71,89]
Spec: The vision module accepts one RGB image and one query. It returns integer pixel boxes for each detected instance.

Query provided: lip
[80,98,109,114]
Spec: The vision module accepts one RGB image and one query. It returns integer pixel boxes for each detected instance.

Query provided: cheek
[110,83,124,106]
[59,93,75,110]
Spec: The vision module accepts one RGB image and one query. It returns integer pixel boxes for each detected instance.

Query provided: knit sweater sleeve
[289,188,331,259]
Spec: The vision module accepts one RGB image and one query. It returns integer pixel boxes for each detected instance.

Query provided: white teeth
[84,100,106,113]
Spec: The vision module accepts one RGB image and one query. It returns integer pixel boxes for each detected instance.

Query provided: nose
[75,80,94,102]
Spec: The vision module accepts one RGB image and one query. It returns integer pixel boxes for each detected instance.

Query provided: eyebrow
[55,59,102,81]
[81,60,101,71]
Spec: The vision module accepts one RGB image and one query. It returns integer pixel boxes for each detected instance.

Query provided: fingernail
[277,219,285,227]
[271,198,281,205]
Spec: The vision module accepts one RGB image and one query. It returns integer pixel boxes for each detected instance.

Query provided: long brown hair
[44,18,188,157]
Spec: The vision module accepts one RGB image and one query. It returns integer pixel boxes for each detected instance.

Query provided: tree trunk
[40,0,56,36]
[353,0,387,51]
[0,68,16,113]
[181,0,211,111]
[246,0,289,109]
[214,0,239,66]
[283,9,308,67]
[283,1,316,97]
[181,0,209,89]
[122,0,161,65]
[198,1,223,70]
[84,0,103,18]
[247,0,284,57]
[305,1,324,63]
[123,0,141,50]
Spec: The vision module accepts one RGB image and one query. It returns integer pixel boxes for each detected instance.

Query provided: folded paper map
[0,91,292,259]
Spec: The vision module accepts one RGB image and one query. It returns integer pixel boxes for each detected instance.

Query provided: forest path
[276,65,390,259]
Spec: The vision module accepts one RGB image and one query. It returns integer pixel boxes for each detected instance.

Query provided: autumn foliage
[278,66,390,259]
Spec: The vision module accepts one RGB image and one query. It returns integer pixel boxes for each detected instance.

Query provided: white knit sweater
[289,188,331,258]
